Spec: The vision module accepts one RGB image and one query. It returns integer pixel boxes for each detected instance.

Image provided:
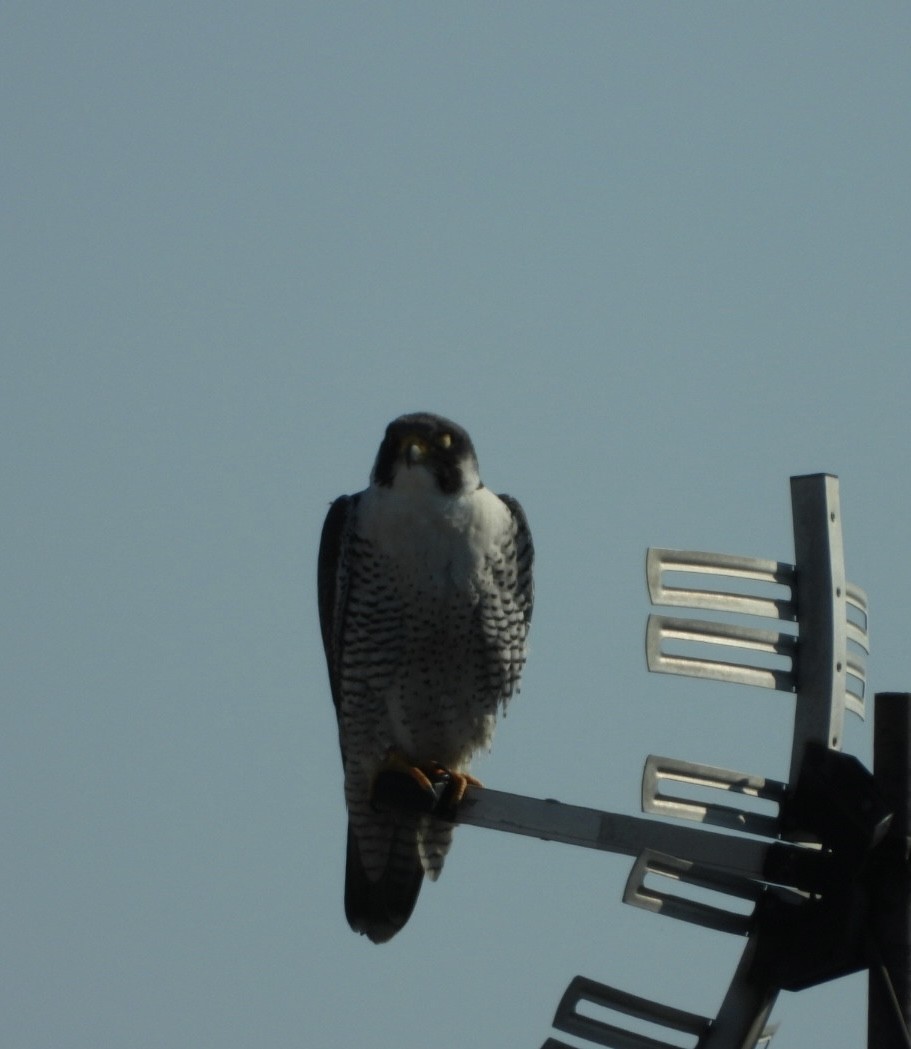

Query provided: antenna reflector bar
[623,851,758,936]
[646,548,795,621]
[646,615,796,692]
[550,976,709,1049]
[641,755,785,839]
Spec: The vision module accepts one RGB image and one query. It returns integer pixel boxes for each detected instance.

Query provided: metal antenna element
[544,977,711,1049]
[534,474,872,1049]
[641,755,786,839]
[646,475,868,786]
[613,473,873,1049]
[646,547,797,692]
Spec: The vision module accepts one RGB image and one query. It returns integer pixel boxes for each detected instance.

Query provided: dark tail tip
[344,824,425,944]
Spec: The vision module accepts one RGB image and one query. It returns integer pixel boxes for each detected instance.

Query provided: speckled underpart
[318,413,533,942]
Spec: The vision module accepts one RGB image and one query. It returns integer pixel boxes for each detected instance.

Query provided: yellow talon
[370,753,483,813]
[416,764,483,808]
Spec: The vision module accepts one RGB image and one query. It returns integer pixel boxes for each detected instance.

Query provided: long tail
[344,822,425,944]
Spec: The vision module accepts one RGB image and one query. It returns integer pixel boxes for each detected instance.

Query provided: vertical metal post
[788,474,848,785]
[868,693,911,1049]
[700,935,778,1049]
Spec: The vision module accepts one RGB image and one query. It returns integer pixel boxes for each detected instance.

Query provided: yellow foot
[419,764,482,808]
[370,753,482,815]
[371,751,445,814]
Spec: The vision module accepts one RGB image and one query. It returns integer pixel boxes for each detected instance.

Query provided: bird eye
[438,433,452,449]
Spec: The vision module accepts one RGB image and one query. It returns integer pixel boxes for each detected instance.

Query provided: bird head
[370,413,481,496]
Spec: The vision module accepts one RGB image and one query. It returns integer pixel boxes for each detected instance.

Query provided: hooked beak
[401,435,429,466]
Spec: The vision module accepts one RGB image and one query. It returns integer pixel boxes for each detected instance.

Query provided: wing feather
[317,494,359,713]
[498,492,534,627]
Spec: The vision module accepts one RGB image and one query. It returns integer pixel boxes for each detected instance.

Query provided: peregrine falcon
[318,412,534,943]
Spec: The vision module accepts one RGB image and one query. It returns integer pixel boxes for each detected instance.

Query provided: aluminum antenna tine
[548,977,711,1049]
[646,614,796,692]
[647,548,796,620]
[641,755,787,839]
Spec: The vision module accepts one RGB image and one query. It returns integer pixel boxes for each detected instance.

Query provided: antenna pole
[869,693,911,1049]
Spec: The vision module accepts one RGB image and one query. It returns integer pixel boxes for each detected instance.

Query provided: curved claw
[370,751,483,816]
[439,769,483,808]
[419,764,482,814]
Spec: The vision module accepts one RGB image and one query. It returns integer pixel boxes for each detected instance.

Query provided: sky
[2,3,910,1048]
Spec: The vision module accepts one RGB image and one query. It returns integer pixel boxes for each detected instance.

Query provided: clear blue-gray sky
[3,4,909,1047]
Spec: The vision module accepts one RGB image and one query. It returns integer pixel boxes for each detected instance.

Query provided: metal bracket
[781,743,892,862]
